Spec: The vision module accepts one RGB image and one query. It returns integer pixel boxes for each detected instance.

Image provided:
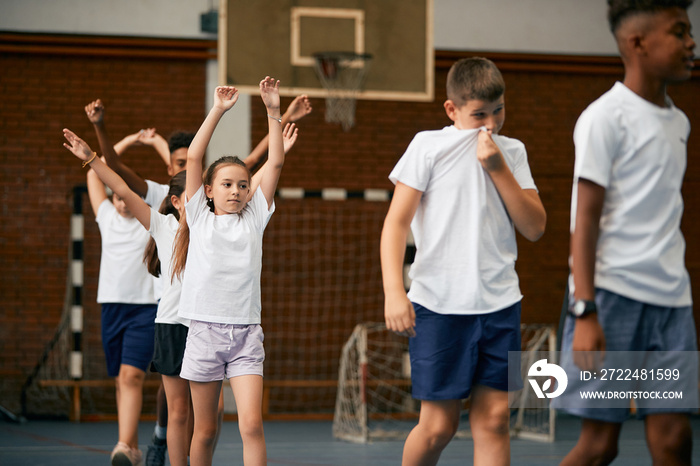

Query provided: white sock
[154,423,167,440]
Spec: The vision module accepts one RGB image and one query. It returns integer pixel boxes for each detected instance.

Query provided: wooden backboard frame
[218,0,434,102]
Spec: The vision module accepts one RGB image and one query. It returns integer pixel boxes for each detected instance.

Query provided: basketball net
[313,52,372,131]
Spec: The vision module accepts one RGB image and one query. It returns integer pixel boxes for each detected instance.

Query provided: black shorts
[150,323,188,376]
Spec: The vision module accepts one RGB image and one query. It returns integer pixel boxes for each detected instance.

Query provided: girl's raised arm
[257,77,285,209]
[85,99,150,198]
[187,86,239,200]
[86,168,108,218]
[64,128,151,229]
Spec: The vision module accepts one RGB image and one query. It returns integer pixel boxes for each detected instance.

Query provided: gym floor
[2,413,700,465]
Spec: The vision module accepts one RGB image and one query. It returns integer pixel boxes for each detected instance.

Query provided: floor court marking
[0,425,110,455]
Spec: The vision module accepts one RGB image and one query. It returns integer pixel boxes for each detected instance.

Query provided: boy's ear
[444,99,459,122]
[618,17,648,59]
[167,164,175,177]
[623,28,645,55]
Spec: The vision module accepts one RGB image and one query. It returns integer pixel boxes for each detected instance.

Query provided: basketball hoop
[313,52,372,131]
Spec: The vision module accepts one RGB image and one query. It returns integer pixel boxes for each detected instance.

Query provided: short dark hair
[167,131,196,154]
[607,0,693,33]
[446,57,505,107]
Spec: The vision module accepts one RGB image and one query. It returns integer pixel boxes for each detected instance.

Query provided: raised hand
[284,95,312,122]
[63,128,95,161]
[136,128,159,145]
[259,76,280,113]
[214,86,239,111]
[85,99,105,125]
[282,123,298,154]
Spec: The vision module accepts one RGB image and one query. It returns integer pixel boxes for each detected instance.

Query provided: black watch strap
[569,299,597,318]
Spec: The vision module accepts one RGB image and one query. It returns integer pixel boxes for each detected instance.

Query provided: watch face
[573,300,586,316]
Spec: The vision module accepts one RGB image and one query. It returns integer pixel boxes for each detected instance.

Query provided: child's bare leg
[560,418,621,466]
[645,413,692,466]
[468,385,510,466]
[116,364,146,448]
[230,375,266,466]
[213,387,224,452]
[402,399,461,466]
[187,398,195,455]
[162,375,191,466]
[189,380,224,466]
[156,382,168,431]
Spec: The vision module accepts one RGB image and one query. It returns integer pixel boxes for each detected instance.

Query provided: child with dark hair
[556,1,697,464]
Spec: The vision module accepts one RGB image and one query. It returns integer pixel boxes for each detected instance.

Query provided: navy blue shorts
[101,303,157,377]
[409,301,522,400]
[553,288,698,422]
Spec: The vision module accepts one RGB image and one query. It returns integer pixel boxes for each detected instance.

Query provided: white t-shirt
[144,180,170,300]
[148,209,188,326]
[95,199,156,304]
[570,82,691,307]
[144,179,169,209]
[389,126,537,314]
[178,186,275,324]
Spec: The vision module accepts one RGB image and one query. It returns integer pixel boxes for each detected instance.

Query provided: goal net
[333,322,557,443]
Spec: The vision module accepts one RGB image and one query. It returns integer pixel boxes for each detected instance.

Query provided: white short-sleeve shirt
[178,186,275,324]
[144,180,170,300]
[95,199,156,304]
[148,209,188,326]
[570,82,691,307]
[144,180,169,209]
[389,126,537,314]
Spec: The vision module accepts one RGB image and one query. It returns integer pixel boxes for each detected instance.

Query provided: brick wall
[1,35,698,418]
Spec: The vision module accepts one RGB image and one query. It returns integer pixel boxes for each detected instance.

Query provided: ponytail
[143,171,187,277]
[170,211,190,282]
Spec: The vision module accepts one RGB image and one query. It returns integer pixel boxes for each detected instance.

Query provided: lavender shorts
[180,320,265,382]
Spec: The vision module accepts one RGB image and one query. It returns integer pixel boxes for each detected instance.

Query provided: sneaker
[145,433,167,466]
[111,442,144,466]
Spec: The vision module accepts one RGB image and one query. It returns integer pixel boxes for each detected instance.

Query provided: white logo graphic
[528,359,568,399]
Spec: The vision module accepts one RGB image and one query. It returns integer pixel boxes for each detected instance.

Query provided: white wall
[1,0,216,39]
[434,0,700,55]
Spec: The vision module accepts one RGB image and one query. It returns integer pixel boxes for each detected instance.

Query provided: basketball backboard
[219,0,434,102]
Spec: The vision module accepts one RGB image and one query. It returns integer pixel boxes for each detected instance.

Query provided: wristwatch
[569,299,597,318]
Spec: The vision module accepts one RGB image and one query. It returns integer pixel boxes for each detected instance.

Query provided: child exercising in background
[381,57,546,466]
[75,141,158,466]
